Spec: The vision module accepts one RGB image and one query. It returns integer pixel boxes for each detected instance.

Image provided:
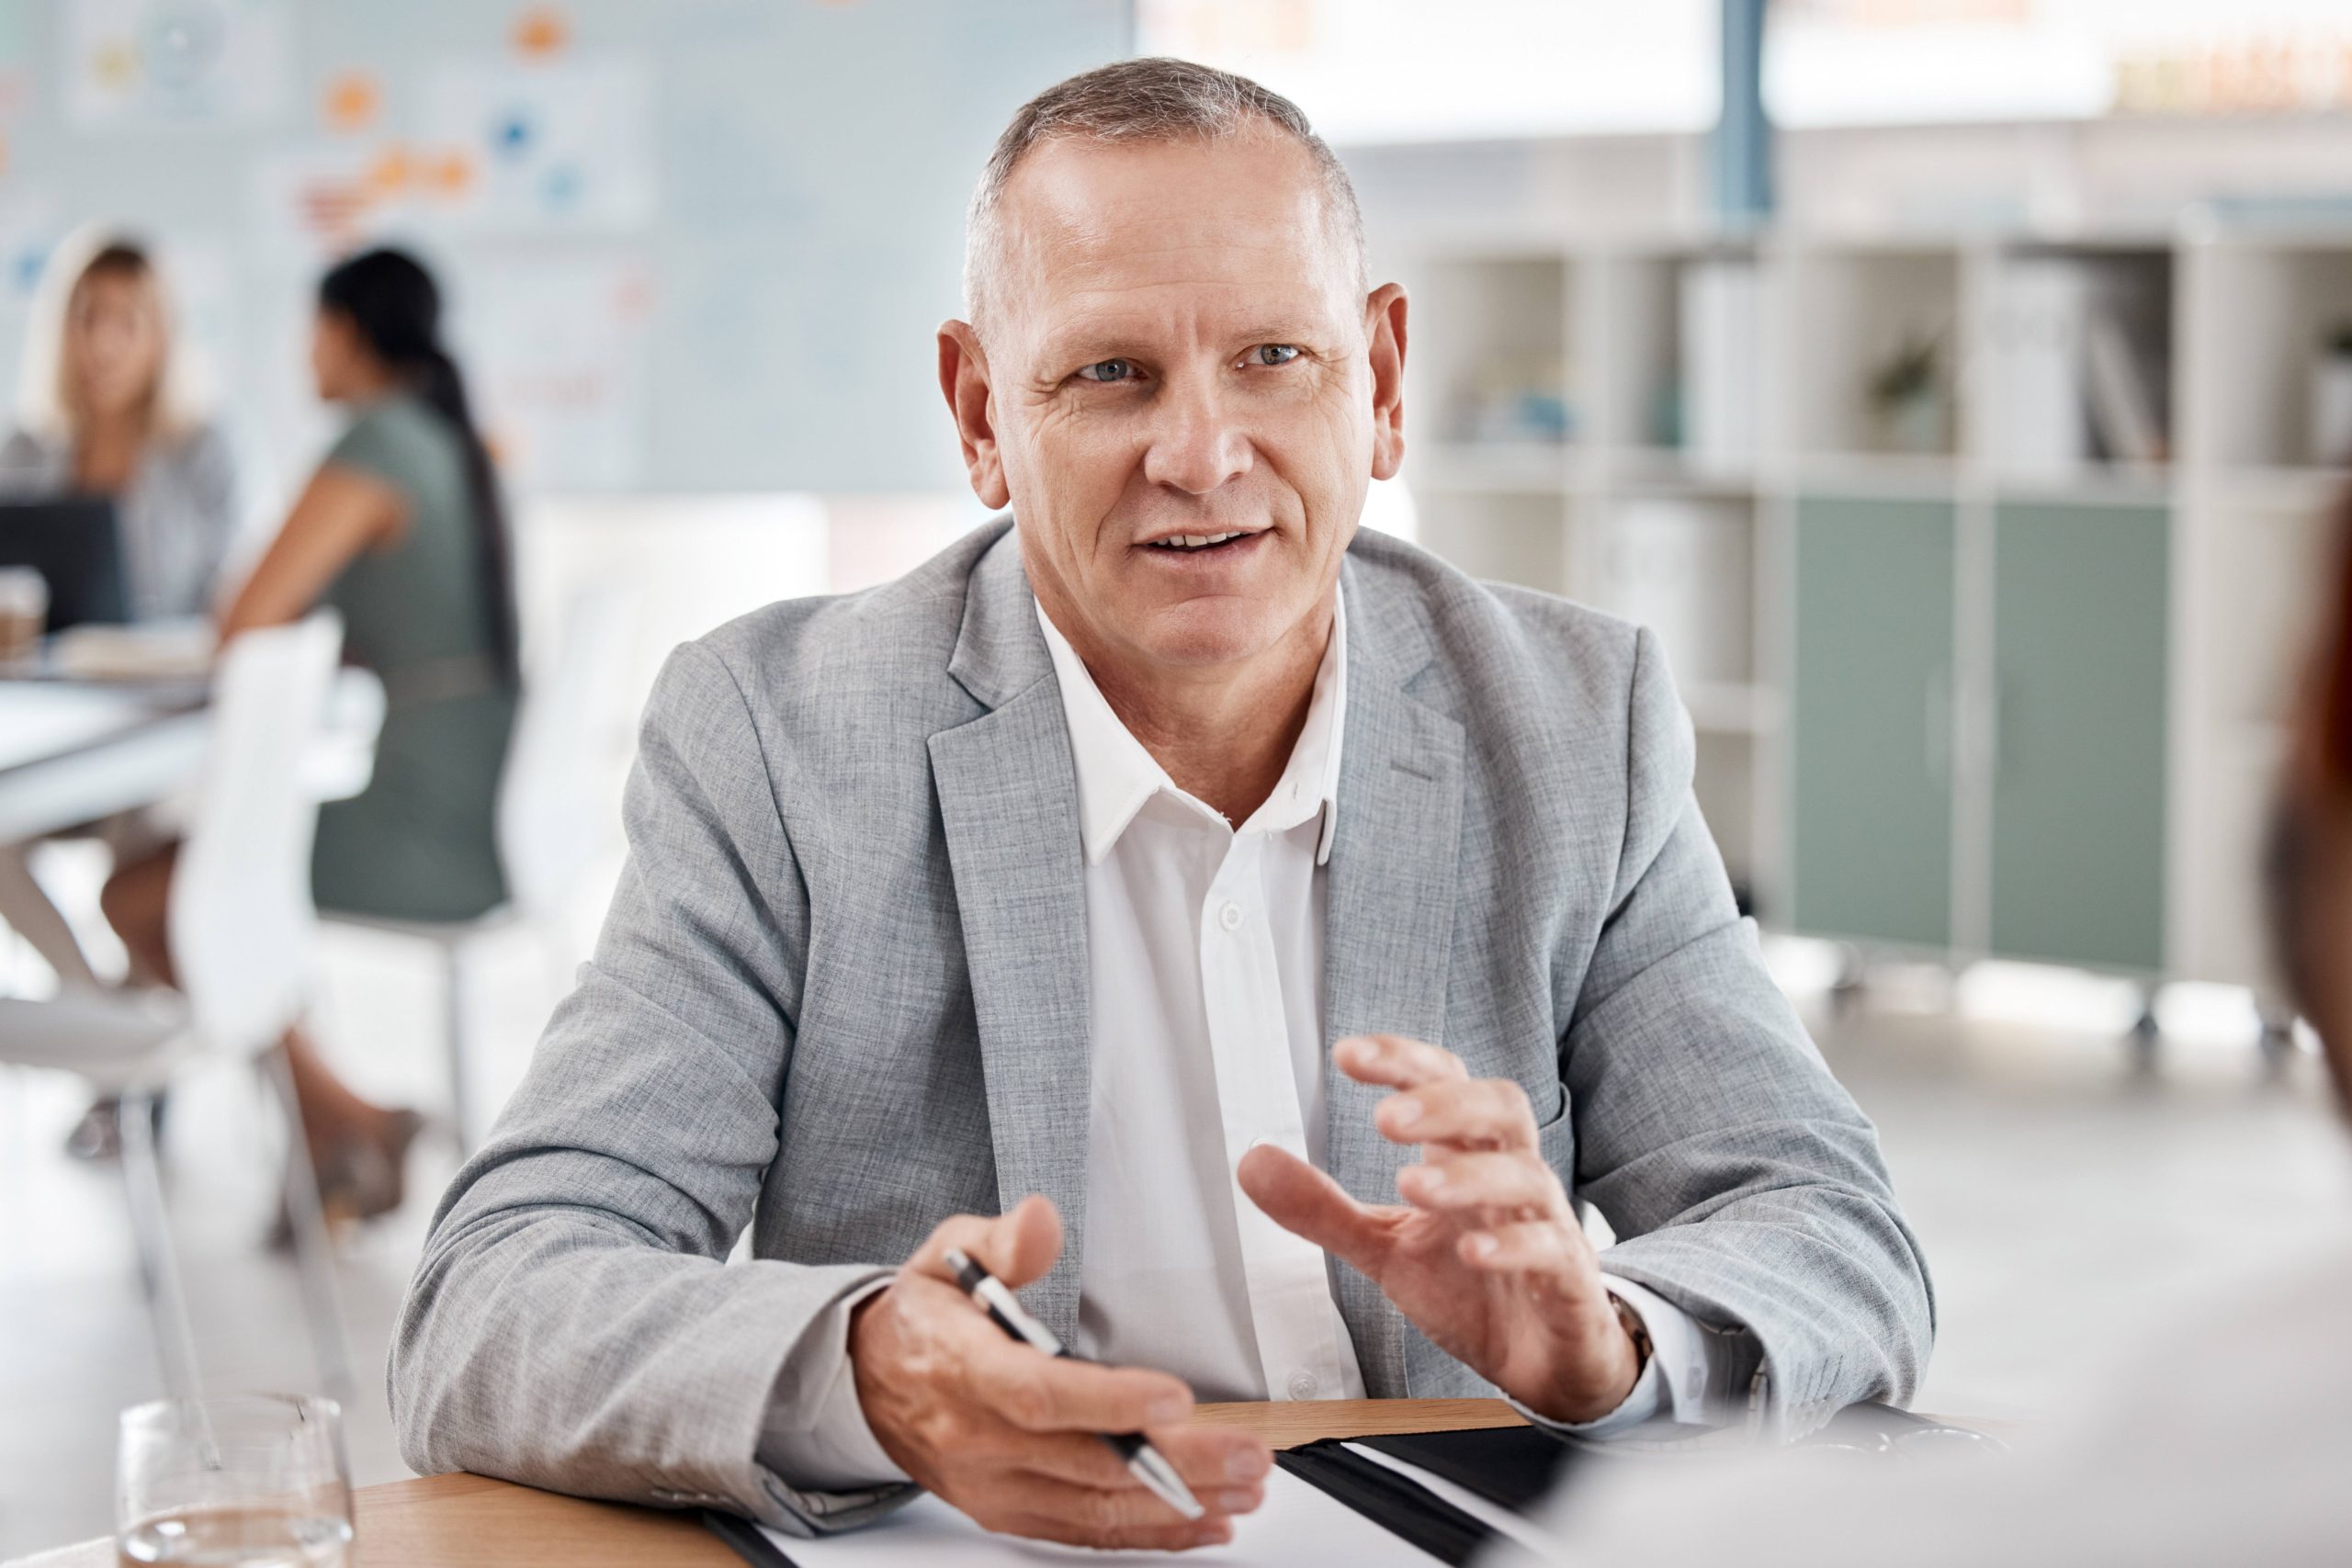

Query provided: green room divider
[1791,494,1958,949]
[1988,502,2169,972]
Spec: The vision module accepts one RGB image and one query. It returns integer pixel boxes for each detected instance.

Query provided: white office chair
[329,581,639,1153]
[0,613,354,1406]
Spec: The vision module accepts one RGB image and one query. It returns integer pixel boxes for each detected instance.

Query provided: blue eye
[1251,344,1302,367]
[1076,358,1136,383]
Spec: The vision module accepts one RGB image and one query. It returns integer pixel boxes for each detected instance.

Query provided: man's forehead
[993,134,1352,335]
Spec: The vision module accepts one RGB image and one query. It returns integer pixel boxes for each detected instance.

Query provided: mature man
[391,59,1932,1553]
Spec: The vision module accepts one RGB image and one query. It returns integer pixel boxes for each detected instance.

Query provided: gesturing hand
[1237,1035,1643,1425]
[848,1194,1273,1552]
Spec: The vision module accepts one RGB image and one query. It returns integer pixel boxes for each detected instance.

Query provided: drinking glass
[0,565,45,661]
[117,1395,354,1567]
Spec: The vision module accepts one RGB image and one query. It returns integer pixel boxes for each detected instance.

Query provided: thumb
[910,1193,1064,1287]
[988,1192,1065,1288]
[1238,1144,1389,1277]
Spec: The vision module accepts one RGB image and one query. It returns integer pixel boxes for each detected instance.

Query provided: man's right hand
[848,1194,1273,1551]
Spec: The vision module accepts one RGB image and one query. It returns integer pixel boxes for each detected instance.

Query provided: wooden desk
[13,1400,1529,1567]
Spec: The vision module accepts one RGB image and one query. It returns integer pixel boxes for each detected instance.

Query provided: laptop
[0,497,130,632]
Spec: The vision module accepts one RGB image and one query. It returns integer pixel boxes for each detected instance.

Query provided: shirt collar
[1035,585,1348,868]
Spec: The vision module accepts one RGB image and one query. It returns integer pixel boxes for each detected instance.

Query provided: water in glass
[117,1396,353,1568]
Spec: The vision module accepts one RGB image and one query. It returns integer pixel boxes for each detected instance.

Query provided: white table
[0,671,382,843]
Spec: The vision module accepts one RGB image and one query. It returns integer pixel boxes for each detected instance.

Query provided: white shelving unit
[1396,220,2352,1000]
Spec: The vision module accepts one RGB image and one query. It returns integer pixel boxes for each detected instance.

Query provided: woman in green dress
[102,247,519,1224]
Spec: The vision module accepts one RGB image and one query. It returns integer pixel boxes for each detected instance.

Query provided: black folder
[1275,1423,1580,1565]
[1274,1404,1972,1563]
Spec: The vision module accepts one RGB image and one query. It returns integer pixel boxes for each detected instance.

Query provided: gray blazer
[390,522,1933,1533]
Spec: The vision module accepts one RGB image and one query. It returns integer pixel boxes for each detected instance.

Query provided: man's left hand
[1237,1034,1642,1425]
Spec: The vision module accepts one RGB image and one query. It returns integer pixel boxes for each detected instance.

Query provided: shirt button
[1218,901,1244,931]
[1287,1371,1319,1401]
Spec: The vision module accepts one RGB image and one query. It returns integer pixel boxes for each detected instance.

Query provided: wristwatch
[1611,1294,1654,1378]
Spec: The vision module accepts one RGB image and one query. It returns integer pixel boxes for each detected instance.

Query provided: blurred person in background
[99,246,520,1227]
[0,231,237,619]
[0,232,240,1154]
[1498,498,2352,1565]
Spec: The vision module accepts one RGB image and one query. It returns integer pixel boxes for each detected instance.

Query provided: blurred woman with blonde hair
[0,232,240,1157]
[0,229,237,619]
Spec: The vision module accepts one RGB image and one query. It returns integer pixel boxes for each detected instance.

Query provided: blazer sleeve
[1560,626,1936,1438]
[387,640,910,1533]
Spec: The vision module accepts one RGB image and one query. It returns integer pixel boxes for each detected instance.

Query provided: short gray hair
[963,57,1367,330]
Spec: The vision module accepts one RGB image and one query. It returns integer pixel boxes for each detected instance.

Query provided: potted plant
[1870,329,1947,455]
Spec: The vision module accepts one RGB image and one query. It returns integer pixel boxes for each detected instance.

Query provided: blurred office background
[7,0,2352,1554]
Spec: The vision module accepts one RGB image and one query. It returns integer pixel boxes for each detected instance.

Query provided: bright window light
[1769,0,2352,127]
[1361,476,1419,545]
[1136,0,1720,144]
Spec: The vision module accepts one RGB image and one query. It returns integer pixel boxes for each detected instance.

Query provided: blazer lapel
[927,527,1093,1343]
[1321,557,1465,1396]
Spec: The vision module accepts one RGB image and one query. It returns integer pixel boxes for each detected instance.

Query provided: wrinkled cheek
[1013,412,1126,574]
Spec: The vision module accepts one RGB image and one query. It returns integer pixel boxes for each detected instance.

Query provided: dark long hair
[2266,483,2352,1037]
[318,248,519,683]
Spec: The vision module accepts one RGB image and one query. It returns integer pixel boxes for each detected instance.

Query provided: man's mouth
[1143,531,1257,554]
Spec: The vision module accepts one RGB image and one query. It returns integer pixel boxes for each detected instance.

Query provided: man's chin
[1129,598,1302,670]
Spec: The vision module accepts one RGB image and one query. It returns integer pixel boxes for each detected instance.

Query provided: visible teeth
[1153,531,1244,549]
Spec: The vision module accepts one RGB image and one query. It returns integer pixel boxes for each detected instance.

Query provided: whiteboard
[2,0,1131,500]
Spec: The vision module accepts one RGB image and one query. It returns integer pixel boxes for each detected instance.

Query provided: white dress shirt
[1043,589,1365,1404]
[756,585,1719,1491]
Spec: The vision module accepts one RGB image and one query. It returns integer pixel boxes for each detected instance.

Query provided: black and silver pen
[942,1247,1204,1522]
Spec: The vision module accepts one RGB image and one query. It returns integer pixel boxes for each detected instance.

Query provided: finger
[1458,1220,1594,1293]
[976,1472,1259,1547]
[1003,1423,1272,1494]
[909,1193,1064,1289]
[949,1318,1195,1434]
[993,1501,1238,1553]
[1236,1142,1392,1275]
[1142,1424,1277,1493]
[1397,1151,1566,1221]
[1333,1033,1470,1092]
[1379,1077,1542,1152]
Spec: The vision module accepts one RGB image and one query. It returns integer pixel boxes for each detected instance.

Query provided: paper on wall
[420,58,655,233]
[463,254,655,492]
[67,0,294,130]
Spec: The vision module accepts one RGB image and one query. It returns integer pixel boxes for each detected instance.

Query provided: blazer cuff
[1511,1275,1725,1441]
[752,1271,913,1521]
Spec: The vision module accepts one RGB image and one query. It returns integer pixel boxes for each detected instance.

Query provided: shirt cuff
[755,1274,912,1492]
[1518,1274,1722,1440]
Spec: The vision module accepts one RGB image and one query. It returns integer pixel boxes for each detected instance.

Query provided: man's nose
[1140,375,1252,495]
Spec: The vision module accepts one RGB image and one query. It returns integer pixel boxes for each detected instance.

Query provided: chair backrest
[497,580,640,916]
[168,613,345,1054]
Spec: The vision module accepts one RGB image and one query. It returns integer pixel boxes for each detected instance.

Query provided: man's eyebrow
[1227,322,1328,345]
[1036,319,1333,361]
[1029,317,1148,367]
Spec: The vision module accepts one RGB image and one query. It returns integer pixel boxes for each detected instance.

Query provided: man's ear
[1364,283,1408,482]
[938,319,1011,510]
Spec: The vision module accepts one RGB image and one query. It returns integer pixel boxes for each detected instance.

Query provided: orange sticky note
[368,144,413,193]
[512,6,570,58]
[429,151,476,197]
[323,70,381,131]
